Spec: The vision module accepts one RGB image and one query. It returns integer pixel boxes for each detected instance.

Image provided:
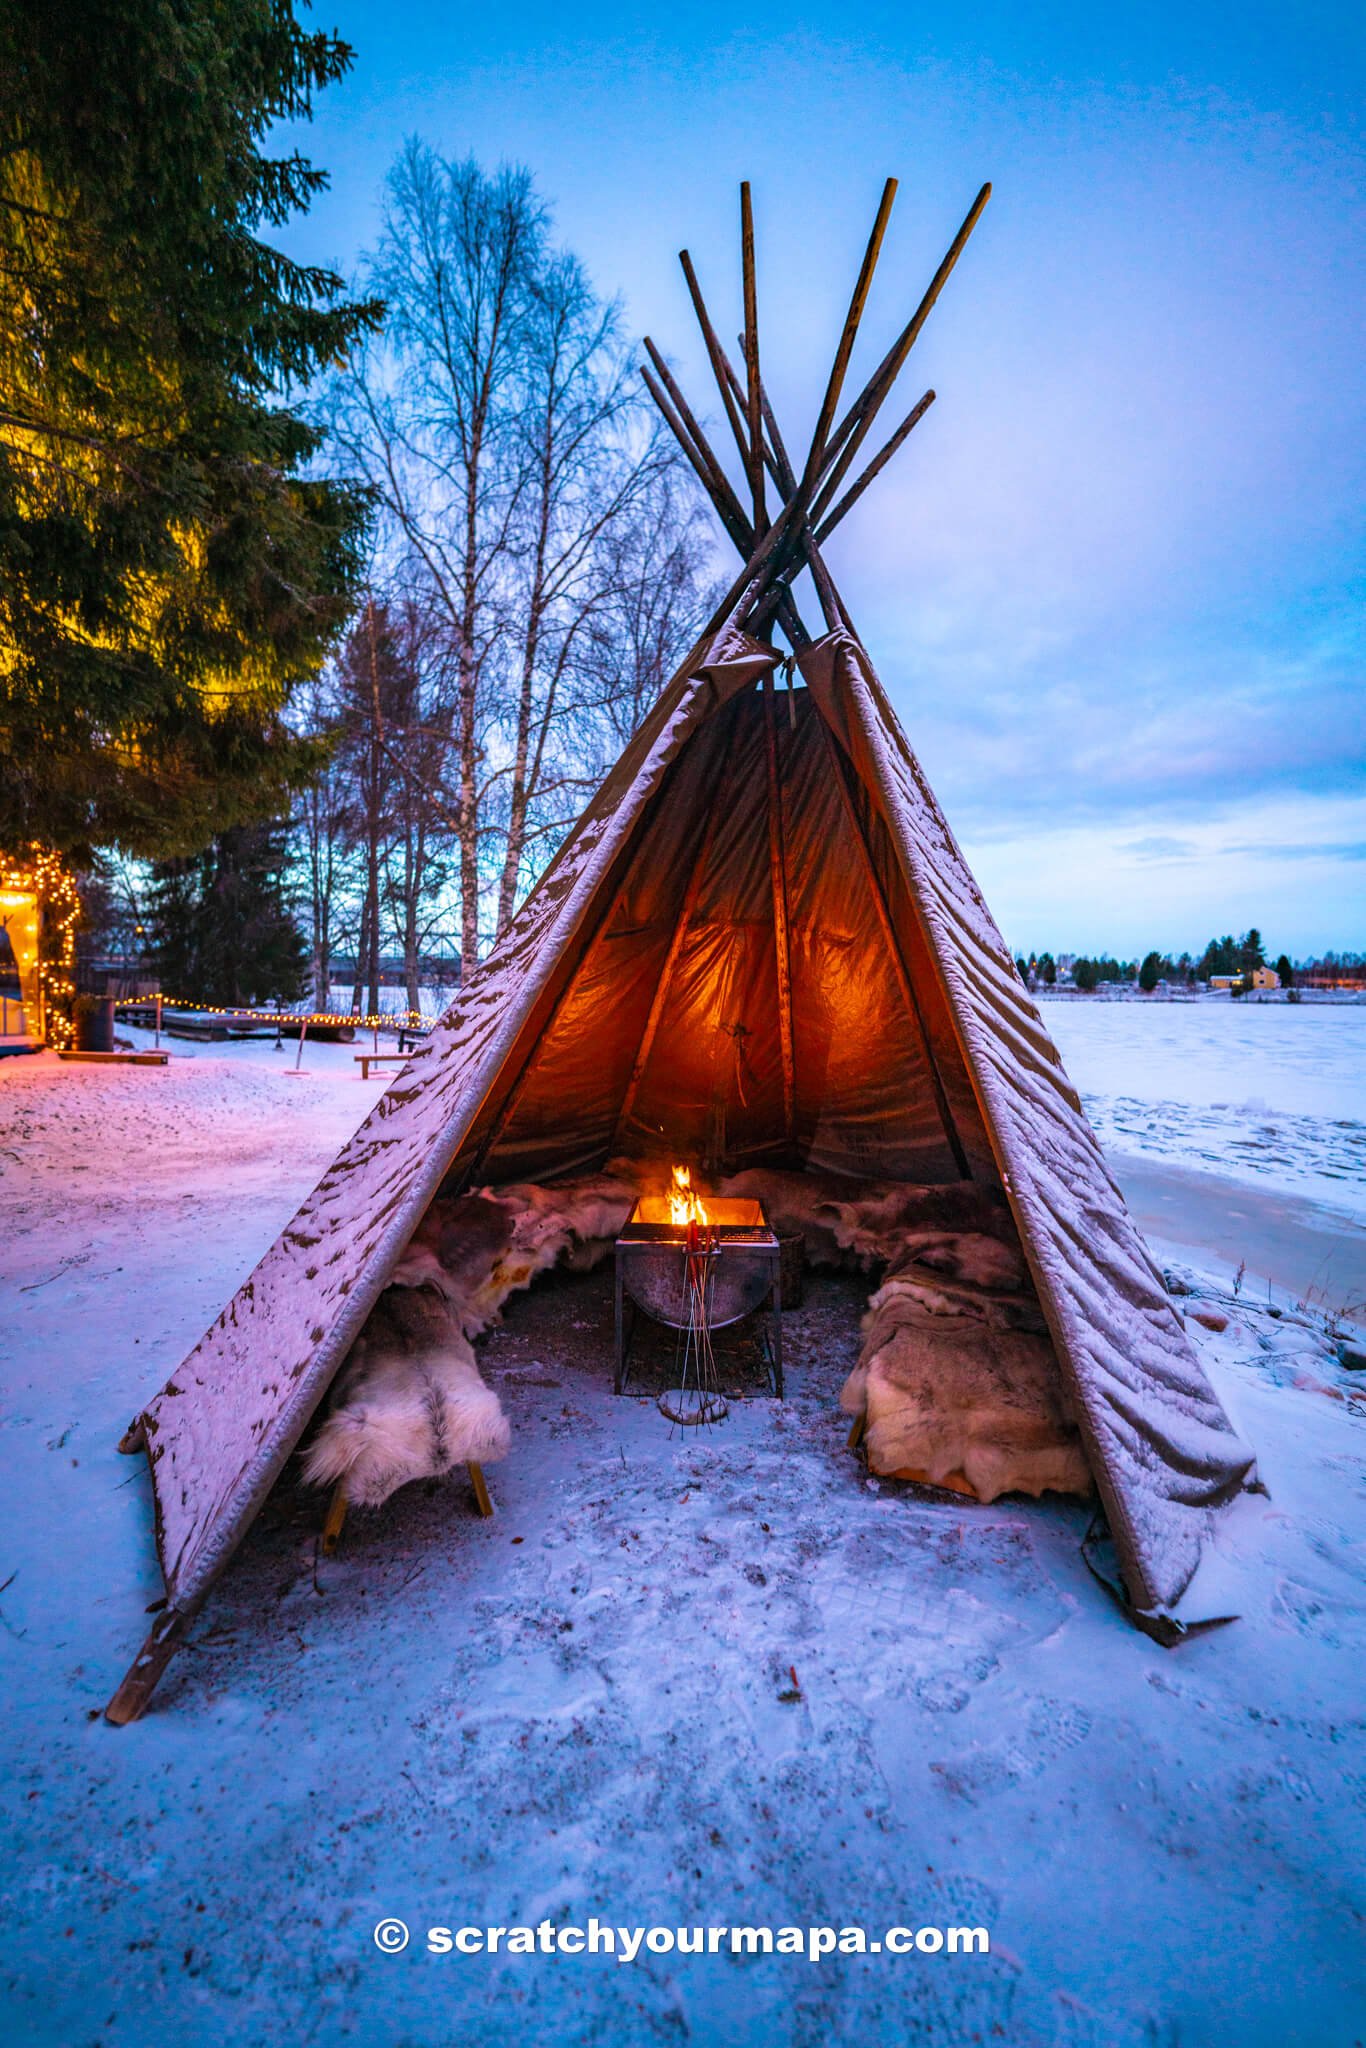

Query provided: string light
[0,846,80,1050]
[111,996,435,1033]
[0,851,440,1051]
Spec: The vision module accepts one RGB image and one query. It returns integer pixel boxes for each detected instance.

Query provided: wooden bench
[354,1051,409,1080]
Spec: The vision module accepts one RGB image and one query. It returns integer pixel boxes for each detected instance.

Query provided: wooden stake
[321,1483,348,1555]
[105,1608,192,1726]
[467,1463,494,1518]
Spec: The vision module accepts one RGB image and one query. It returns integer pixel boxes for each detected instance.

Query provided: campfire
[669,1164,706,1229]
[630,1166,768,1235]
[614,1166,782,1409]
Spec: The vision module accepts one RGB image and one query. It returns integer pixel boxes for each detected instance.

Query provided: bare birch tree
[580,470,723,756]
[323,143,720,963]
[329,143,543,968]
[490,255,677,927]
[290,666,350,1011]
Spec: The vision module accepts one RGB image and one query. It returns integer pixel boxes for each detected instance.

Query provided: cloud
[1121,836,1198,862]
[1223,840,1366,862]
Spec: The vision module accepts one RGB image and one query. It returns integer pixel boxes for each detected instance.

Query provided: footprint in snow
[930,1696,1092,1803]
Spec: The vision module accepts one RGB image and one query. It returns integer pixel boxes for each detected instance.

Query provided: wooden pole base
[846,1412,867,1453]
[467,1463,494,1518]
[105,1608,191,1725]
[321,1483,349,1555]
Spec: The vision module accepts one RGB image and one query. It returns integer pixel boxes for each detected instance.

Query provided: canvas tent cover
[119,622,1253,1693]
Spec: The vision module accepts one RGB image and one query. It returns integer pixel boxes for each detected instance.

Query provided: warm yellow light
[667,1164,710,1229]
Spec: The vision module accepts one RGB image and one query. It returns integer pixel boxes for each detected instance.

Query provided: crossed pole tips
[641,176,992,649]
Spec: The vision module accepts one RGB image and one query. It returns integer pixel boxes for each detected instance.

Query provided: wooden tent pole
[816,183,991,516]
[671,255,823,619]
[812,390,936,543]
[679,248,753,480]
[755,367,798,495]
[739,183,768,535]
[741,182,903,612]
[463,820,674,1184]
[813,711,971,1179]
[762,673,798,1148]
[641,355,814,651]
[667,182,987,649]
[641,360,751,551]
[797,175,898,496]
[748,371,843,642]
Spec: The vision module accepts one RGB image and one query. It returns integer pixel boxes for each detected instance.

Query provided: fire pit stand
[613,1195,783,1398]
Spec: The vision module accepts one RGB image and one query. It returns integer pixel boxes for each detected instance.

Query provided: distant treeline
[1014,930,1365,993]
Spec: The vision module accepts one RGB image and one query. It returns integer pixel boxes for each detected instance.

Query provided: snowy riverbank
[1,1016,1363,2046]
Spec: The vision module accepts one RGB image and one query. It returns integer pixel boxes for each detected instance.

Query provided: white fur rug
[720,1166,1092,1503]
[841,1248,1092,1502]
[303,1170,641,1511]
[303,1285,510,1509]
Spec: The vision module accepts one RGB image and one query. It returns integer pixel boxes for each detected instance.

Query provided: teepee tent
[107,179,1254,1722]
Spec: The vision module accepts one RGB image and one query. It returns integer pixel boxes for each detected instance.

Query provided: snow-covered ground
[2,1012,1364,2046]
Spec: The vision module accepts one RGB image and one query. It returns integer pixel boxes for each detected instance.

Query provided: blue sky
[280,2,1364,955]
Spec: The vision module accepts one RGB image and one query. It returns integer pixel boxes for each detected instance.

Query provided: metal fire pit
[613,1195,783,1397]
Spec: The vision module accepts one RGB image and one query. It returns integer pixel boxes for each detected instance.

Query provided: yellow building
[0,884,40,1040]
[1209,966,1281,993]
[0,849,80,1048]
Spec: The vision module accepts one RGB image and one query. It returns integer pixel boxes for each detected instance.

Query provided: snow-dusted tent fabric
[800,631,1255,1606]
[106,175,1256,1721]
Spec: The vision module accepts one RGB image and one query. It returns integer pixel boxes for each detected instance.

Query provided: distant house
[1209,966,1279,993]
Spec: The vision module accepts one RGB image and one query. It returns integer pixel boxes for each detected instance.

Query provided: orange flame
[668,1164,709,1229]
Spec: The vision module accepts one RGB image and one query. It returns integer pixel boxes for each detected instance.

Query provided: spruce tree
[1139,950,1161,993]
[0,2,380,860]
[150,820,306,1007]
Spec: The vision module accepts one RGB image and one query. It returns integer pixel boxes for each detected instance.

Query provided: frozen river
[1042,996,1365,1122]
[1041,997,1365,1227]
